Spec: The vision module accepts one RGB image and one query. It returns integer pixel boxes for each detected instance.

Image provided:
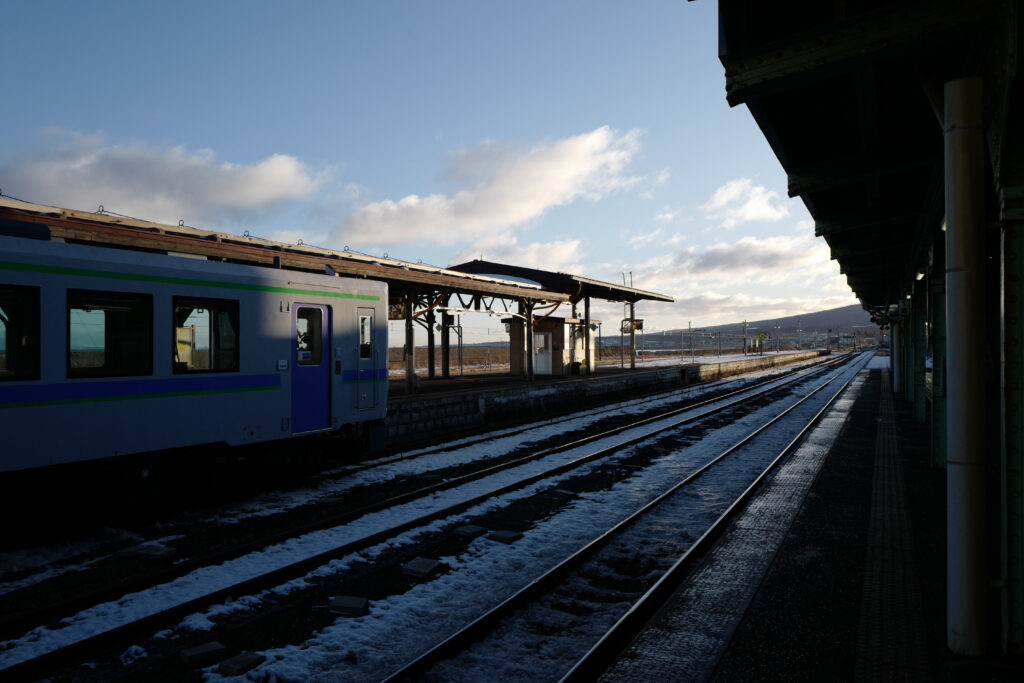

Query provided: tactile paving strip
[853,368,930,682]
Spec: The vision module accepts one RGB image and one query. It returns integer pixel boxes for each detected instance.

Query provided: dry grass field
[388,345,512,375]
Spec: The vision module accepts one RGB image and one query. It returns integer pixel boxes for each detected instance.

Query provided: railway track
[0,353,864,680]
[383,351,871,681]
[0,354,837,634]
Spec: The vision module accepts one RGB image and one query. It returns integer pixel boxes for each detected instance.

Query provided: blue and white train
[0,228,388,473]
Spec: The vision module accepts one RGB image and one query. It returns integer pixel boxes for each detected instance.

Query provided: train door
[292,304,331,432]
[357,307,377,409]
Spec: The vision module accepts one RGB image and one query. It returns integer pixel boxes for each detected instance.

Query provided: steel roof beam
[723,0,994,107]
[815,210,921,236]
[788,154,935,198]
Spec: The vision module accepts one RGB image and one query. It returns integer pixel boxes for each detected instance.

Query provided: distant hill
[602,304,876,348]
[435,304,875,349]
[668,304,872,337]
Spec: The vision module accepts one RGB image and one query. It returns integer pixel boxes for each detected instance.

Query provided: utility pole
[742,320,748,356]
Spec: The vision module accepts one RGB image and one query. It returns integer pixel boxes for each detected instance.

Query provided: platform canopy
[447,259,674,305]
[718,0,1012,311]
[0,197,569,306]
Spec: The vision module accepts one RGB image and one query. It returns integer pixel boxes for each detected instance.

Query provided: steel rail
[380,353,867,682]
[337,354,842,476]
[0,356,849,680]
[0,356,843,643]
[560,353,869,681]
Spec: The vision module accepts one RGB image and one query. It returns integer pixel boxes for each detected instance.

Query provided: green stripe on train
[0,385,278,410]
[0,261,381,301]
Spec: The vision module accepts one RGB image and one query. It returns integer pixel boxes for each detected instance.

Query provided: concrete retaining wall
[385,351,827,446]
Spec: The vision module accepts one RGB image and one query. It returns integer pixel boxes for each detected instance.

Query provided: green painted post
[891,323,901,392]
[1002,194,1024,654]
[909,305,917,401]
[914,283,927,422]
[931,248,948,469]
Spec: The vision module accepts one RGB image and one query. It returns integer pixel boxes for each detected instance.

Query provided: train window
[173,297,240,373]
[67,289,153,378]
[0,284,40,381]
[359,314,372,359]
[296,307,322,365]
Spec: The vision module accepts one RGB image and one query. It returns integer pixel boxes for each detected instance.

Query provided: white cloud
[0,131,327,226]
[604,233,855,326]
[638,167,671,200]
[699,178,788,228]
[654,205,681,223]
[629,234,836,294]
[447,231,585,273]
[337,126,642,245]
[629,228,663,250]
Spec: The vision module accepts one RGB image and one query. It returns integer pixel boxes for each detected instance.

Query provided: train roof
[0,196,569,304]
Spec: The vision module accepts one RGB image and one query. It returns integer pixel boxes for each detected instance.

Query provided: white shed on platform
[505,316,599,376]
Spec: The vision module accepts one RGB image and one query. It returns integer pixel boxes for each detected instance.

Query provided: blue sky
[1,1,855,341]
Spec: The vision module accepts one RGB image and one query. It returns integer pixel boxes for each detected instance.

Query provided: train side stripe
[0,374,281,409]
[0,261,381,301]
[340,369,390,383]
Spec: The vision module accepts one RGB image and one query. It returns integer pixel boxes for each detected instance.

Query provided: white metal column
[945,76,987,655]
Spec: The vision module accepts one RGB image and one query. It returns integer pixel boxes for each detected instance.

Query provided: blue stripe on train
[0,373,281,406]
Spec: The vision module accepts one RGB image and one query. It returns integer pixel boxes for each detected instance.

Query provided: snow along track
[0,355,836,647]
[0,354,858,680]
[381,351,873,681]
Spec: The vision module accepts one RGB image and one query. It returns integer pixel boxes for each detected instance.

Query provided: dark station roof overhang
[448,259,675,305]
[0,197,570,306]
[718,0,1014,311]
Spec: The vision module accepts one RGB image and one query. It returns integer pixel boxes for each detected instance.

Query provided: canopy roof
[448,259,674,305]
[718,0,1011,309]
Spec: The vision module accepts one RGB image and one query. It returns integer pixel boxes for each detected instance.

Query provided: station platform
[605,359,1023,681]
[384,351,827,446]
